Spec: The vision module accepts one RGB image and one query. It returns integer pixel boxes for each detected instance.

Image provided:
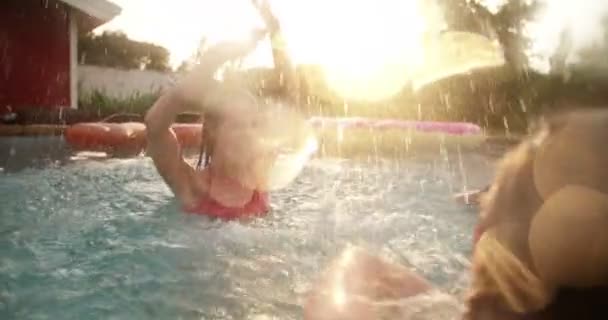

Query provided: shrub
[78,89,161,117]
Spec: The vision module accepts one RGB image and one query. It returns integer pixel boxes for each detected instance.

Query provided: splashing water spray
[189,0,320,191]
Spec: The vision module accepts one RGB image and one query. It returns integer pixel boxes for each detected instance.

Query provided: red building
[0,0,120,115]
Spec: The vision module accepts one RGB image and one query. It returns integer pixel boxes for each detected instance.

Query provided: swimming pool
[0,137,494,319]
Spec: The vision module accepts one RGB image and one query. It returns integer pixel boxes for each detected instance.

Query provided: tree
[549,28,574,78]
[78,31,170,71]
[437,0,541,73]
[176,60,191,73]
[572,15,608,74]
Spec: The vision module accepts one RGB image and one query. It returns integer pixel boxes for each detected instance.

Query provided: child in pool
[145,31,310,220]
[305,109,608,320]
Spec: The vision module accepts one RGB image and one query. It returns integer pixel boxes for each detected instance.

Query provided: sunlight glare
[102,0,434,99]
[412,31,505,90]
[270,0,429,101]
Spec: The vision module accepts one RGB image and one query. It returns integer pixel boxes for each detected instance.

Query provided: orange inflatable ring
[64,122,147,156]
[64,122,204,156]
[171,123,203,150]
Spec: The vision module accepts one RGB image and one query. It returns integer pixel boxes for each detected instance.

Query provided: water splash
[0,137,486,319]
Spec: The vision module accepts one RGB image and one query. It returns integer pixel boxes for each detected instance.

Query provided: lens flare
[412,31,505,91]
[248,105,318,191]
[265,135,318,190]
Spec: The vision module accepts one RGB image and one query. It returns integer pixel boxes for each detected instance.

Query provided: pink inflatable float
[310,117,484,157]
[308,117,482,135]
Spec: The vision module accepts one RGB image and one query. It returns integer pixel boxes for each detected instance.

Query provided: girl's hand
[252,0,280,32]
[174,31,267,111]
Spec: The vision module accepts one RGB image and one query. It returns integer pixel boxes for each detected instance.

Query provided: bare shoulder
[304,247,434,320]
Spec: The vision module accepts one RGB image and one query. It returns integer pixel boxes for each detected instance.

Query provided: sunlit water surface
[0,137,494,319]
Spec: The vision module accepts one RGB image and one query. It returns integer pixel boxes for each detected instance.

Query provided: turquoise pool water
[0,137,491,319]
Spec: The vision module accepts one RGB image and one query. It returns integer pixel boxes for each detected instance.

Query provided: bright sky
[98,0,268,69]
[97,0,608,99]
[98,0,431,67]
[98,0,436,100]
[528,0,608,71]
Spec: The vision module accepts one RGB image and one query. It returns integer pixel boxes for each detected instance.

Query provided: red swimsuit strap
[186,190,269,220]
[184,172,270,220]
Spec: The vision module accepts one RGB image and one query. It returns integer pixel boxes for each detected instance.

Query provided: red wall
[0,0,71,111]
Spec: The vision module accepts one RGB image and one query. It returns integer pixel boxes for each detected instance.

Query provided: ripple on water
[0,152,488,319]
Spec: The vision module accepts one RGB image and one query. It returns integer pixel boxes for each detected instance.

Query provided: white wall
[77,65,176,99]
[69,8,78,108]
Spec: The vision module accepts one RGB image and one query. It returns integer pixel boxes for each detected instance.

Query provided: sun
[269,0,431,101]
[179,0,432,101]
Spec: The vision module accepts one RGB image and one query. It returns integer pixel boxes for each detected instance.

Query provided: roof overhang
[59,0,121,30]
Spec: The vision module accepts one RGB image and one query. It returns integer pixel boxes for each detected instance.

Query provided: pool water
[0,138,493,320]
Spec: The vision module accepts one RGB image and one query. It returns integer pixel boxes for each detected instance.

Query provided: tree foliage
[78,31,170,71]
[572,16,608,74]
[437,0,541,72]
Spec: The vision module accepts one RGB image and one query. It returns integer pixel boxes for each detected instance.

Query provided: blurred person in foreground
[304,109,608,320]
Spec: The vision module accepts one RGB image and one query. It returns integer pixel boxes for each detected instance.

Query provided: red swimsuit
[184,190,270,220]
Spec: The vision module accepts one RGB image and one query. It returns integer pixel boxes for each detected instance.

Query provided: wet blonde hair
[467,109,608,319]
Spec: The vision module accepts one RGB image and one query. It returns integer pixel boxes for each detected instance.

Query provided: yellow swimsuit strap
[471,230,553,313]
